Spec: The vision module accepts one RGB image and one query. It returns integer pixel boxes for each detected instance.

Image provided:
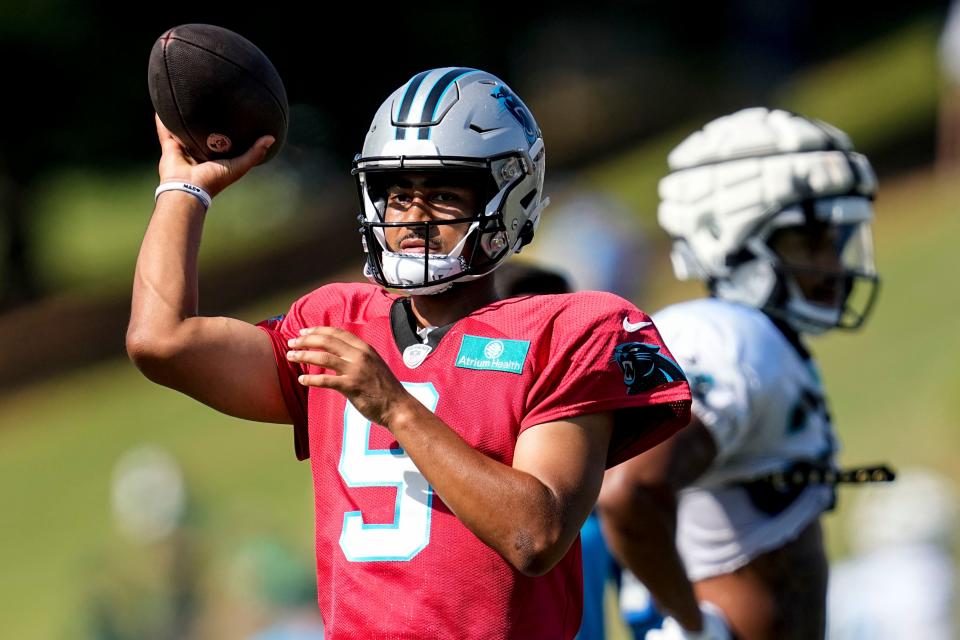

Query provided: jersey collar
[390,297,457,354]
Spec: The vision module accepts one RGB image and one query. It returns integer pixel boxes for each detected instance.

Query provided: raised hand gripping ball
[148,23,288,163]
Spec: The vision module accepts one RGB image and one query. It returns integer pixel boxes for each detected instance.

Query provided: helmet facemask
[355,149,543,295]
[716,197,880,334]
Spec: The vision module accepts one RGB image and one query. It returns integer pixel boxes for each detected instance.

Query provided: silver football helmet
[658,107,880,334]
[354,68,547,295]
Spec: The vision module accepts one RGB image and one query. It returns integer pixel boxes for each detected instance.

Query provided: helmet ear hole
[520,189,537,209]
[517,220,535,249]
[724,247,755,269]
[513,190,539,251]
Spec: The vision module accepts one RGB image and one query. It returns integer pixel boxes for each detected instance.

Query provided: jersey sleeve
[256,298,310,461]
[522,292,692,467]
[652,304,757,462]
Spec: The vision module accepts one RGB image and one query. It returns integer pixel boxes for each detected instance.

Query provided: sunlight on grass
[30,166,302,294]
[0,351,314,638]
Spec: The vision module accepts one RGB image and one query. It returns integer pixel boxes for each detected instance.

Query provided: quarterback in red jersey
[128,67,690,639]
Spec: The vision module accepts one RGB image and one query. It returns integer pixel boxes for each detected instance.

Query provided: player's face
[382,173,480,256]
[768,222,848,306]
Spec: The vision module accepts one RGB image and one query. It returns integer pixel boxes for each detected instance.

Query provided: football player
[597,108,880,640]
[128,68,691,639]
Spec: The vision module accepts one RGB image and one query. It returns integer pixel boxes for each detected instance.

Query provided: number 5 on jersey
[338,382,439,562]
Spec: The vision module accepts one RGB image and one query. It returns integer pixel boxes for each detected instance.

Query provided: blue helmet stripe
[394,70,431,140]
[417,67,475,140]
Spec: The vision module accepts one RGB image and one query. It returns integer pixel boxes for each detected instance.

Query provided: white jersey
[653,297,836,485]
[652,298,836,579]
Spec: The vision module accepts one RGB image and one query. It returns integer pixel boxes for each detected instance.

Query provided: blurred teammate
[127,68,690,639]
[599,108,881,640]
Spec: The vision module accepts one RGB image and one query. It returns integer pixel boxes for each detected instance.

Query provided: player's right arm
[125,115,286,423]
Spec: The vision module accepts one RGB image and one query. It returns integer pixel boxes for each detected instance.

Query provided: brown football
[148,24,288,163]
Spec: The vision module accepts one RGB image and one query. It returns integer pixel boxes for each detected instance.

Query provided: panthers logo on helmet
[491,86,538,144]
[612,342,686,395]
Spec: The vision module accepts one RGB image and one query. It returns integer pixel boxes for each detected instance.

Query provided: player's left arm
[287,326,612,576]
[392,406,613,578]
[599,419,718,633]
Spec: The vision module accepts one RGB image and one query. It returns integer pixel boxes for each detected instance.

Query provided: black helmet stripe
[394,70,431,140]
[417,68,475,140]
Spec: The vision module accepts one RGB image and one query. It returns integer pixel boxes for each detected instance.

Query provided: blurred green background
[0,2,957,638]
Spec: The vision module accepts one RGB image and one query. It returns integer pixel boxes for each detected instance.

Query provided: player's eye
[430,192,459,204]
[388,191,413,206]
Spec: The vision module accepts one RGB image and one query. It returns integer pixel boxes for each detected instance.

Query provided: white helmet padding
[657,108,880,334]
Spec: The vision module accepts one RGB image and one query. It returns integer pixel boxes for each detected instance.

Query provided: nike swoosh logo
[623,317,652,333]
[469,124,504,134]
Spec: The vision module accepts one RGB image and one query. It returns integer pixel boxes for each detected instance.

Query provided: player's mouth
[806,278,844,305]
[398,237,442,254]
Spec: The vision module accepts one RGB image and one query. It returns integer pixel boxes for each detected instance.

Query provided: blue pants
[576,511,663,640]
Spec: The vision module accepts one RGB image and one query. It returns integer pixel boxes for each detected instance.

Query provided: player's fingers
[287,333,354,359]
[297,373,343,389]
[298,326,368,350]
[155,114,182,150]
[155,113,173,140]
[155,114,198,171]
[286,349,346,372]
[225,135,275,176]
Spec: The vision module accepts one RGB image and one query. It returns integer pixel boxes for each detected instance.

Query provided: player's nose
[398,195,434,222]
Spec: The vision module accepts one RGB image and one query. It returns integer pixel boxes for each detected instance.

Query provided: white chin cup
[373,251,465,295]
[369,220,478,295]
[781,281,842,334]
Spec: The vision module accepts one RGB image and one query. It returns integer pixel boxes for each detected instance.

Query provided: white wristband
[155,182,212,210]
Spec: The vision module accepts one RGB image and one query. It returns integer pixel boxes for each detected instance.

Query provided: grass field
[0,294,315,638]
[30,167,303,295]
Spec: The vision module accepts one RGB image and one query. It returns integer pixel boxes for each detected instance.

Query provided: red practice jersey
[258,282,690,640]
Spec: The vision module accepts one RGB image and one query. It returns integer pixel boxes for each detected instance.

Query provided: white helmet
[353,68,547,295]
[658,107,880,334]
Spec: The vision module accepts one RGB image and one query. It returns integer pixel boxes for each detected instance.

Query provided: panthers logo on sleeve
[612,342,687,395]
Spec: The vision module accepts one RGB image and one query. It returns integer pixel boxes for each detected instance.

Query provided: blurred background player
[598,107,882,639]
[127,68,691,639]
[525,190,649,302]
